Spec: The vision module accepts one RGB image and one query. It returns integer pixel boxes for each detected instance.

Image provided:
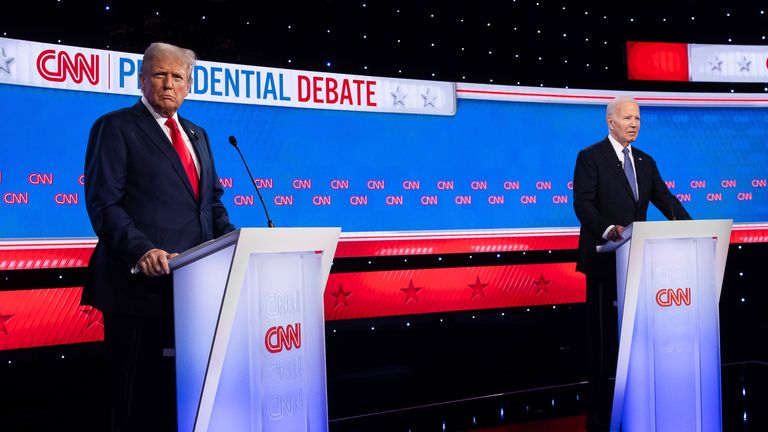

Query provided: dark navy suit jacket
[573,137,690,275]
[83,100,235,315]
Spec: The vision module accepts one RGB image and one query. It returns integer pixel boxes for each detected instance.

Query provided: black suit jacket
[83,100,235,315]
[573,137,690,275]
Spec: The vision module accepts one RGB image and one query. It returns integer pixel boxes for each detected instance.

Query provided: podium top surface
[596,219,733,253]
[169,227,341,271]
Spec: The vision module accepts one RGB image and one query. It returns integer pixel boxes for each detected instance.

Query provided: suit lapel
[632,148,650,202]
[131,101,198,202]
[599,138,636,201]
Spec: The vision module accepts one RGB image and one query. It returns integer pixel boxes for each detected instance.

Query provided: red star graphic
[0,314,13,336]
[400,279,423,304]
[468,276,488,300]
[533,273,552,295]
[79,306,104,328]
[329,283,352,309]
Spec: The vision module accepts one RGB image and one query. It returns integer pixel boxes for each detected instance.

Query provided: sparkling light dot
[105,5,110,11]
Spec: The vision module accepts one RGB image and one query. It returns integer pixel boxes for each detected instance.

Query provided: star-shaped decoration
[0,313,14,336]
[421,88,438,107]
[79,305,104,328]
[708,56,723,72]
[400,279,423,304]
[532,273,552,295]
[737,56,752,72]
[391,86,407,106]
[0,48,14,74]
[329,283,352,309]
[468,276,488,300]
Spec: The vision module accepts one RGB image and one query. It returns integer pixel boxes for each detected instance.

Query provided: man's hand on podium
[607,225,625,242]
[135,248,179,277]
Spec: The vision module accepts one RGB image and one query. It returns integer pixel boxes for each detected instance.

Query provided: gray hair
[140,42,196,84]
[606,96,638,118]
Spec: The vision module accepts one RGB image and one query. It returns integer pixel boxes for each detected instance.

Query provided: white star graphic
[421,88,438,107]
[708,56,723,72]
[390,86,407,106]
[737,56,752,72]
[0,48,15,74]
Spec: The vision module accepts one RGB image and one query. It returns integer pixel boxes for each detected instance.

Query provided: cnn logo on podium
[265,323,302,353]
[655,288,691,307]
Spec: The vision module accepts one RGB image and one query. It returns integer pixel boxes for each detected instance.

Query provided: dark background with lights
[3,1,768,92]
[2,1,768,430]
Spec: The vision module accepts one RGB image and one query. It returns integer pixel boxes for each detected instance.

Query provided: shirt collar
[608,134,632,159]
[141,96,180,124]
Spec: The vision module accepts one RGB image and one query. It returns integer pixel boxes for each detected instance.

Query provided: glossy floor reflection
[329,362,768,432]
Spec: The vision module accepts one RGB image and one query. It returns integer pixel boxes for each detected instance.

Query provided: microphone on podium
[228,135,275,228]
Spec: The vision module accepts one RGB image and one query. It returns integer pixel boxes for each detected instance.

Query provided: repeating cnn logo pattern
[36,49,99,84]
[655,288,691,307]
[265,323,302,353]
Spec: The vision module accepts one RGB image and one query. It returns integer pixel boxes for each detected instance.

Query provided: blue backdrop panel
[1,83,766,238]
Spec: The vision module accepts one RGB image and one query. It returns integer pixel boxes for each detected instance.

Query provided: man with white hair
[572,96,690,431]
[83,42,235,430]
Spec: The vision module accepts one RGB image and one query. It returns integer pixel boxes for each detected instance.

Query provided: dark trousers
[103,312,177,432]
[585,267,619,431]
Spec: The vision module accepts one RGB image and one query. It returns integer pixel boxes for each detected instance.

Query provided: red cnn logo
[655,288,691,307]
[36,49,99,85]
[265,323,302,353]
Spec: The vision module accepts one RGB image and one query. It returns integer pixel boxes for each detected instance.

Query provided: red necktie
[164,117,199,200]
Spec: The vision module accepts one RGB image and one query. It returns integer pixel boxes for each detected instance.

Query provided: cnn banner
[0,37,455,115]
[628,41,768,83]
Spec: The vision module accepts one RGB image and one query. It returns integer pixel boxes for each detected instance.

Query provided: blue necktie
[623,147,638,201]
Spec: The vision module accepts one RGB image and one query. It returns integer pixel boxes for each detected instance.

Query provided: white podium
[598,220,732,432]
[169,227,340,432]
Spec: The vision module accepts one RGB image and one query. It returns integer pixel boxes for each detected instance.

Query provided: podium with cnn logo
[599,220,732,432]
[169,228,340,432]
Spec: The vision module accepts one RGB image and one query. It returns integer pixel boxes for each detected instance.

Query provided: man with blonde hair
[84,42,235,430]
